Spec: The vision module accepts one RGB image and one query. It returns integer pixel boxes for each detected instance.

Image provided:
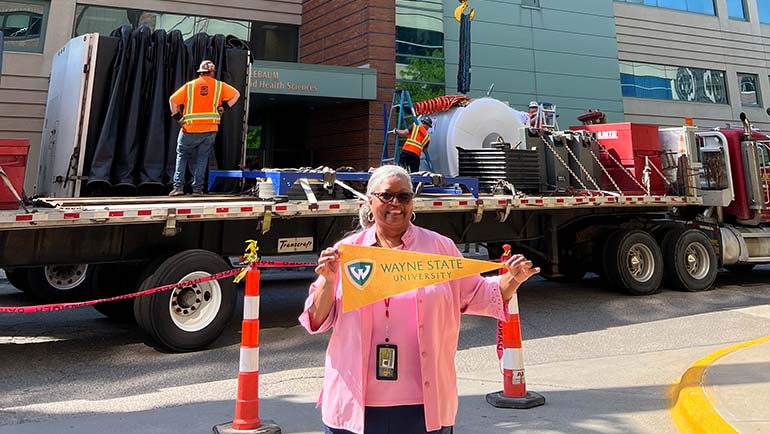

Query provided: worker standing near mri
[168,60,240,196]
[395,116,433,173]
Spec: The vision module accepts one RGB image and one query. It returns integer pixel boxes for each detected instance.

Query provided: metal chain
[588,147,623,195]
[647,156,673,188]
[604,148,648,193]
[558,135,602,191]
[540,136,589,191]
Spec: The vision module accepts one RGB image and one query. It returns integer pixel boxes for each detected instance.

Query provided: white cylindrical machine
[426,98,525,177]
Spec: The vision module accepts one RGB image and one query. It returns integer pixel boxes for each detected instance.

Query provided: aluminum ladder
[382,89,434,172]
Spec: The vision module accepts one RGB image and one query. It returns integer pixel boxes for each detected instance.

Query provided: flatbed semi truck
[2,34,770,353]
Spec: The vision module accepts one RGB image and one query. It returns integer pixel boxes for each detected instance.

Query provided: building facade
[1,0,651,193]
[615,0,770,130]
[396,0,625,127]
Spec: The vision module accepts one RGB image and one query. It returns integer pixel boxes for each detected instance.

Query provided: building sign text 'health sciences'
[252,69,318,93]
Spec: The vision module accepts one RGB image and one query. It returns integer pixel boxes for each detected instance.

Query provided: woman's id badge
[376,344,398,381]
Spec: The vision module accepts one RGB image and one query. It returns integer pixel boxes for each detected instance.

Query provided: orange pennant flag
[340,244,504,313]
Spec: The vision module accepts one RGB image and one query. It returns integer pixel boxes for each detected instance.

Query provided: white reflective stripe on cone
[243,295,260,320]
[507,295,519,314]
[239,347,260,373]
[501,348,524,371]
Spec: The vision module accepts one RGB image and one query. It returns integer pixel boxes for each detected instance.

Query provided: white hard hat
[529,101,539,108]
[197,60,216,73]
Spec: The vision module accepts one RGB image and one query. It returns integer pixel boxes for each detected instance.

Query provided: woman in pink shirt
[299,165,539,434]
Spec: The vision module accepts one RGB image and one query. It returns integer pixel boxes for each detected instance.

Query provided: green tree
[398,50,446,103]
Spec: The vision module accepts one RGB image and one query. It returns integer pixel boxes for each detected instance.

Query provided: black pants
[324,405,453,434]
[398,150,421,173]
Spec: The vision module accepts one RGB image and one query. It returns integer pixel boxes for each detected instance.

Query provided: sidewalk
[671,336,770,434]
[1,344,752,434]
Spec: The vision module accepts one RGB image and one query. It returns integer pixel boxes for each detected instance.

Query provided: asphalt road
[0,265,769,434]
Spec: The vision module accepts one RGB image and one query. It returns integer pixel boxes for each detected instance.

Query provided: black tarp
[87,25,132,196]
[84,27,249,196]
[138,29,169,194]
[164,30,190,185]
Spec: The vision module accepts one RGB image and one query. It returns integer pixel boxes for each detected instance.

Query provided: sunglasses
[371,192,414,204]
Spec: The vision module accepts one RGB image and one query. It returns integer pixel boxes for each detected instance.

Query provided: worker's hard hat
[529,101,539,108]
[420,116,433,128]
[197,60,216,74]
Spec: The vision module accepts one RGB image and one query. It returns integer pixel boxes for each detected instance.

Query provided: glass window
[74,5,300,61]
[759,0,770,23]
[396,0,445,101]
[726,0,747,19]
[0,0,48,52]
[615,0,716,15]
[620,60,727,104]
[73,5,250,44]
[738,73,761,106]
[249,22,298,62]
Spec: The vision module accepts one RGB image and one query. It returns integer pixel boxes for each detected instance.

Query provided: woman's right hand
[315,247,340,284]
[309,247,340,330]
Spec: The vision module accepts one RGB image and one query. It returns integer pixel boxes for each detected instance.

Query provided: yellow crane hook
[454,0,475,22]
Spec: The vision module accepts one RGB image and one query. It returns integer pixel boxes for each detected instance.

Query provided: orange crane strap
[413,95,471,116]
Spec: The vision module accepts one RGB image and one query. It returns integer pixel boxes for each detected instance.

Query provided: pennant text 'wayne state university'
[340,244,504,312]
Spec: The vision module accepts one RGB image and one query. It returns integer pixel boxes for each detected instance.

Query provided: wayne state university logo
[344,260,375,290]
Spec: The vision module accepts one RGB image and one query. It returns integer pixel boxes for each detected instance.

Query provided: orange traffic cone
[487,244,545,409]
[214,267,281,434]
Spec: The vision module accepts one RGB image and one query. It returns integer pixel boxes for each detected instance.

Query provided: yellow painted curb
[670,335,770,434]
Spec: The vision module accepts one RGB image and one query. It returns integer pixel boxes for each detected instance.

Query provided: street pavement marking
[0,336,65,344]
[670,335,770,434]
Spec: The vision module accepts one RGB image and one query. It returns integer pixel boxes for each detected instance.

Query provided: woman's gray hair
[357,165,413,230]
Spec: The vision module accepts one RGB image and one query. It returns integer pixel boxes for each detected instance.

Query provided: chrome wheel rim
[169,271,222,332]
[684,242,710,280]
[44,264,89,291]
[627,243,655,282]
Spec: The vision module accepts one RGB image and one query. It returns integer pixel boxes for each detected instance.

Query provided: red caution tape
[0,260,319,314]
[254,260,317,268]
[0,268,241,314]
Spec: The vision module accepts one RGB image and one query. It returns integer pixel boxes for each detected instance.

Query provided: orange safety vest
[402,124,430,156]
[181,77,224,126]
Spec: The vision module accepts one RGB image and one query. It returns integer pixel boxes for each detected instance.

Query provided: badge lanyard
[384,298,391,343]
[377,297,397,380]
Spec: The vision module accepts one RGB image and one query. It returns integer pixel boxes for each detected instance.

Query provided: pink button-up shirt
[299,224,506,434]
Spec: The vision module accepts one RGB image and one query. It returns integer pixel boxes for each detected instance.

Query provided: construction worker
[395,116,432,173]
[528,101,539,127]
[168,60,240,196]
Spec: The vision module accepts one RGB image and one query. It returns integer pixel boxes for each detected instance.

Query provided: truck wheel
[662,229,717,292]
[602,230,663,296]
[725,264,755,273]
[133,250,237,352]
[3,268,30,292]
[26,264,96,302]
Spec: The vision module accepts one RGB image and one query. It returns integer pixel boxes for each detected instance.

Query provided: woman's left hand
[500,254,540,300]
[504,254,540,283]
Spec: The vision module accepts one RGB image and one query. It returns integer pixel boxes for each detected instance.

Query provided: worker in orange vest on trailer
[395,116,432,173]
[168,60,240,196]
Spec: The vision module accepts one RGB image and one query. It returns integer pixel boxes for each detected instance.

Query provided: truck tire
[3,268,30,292]
[602,230,663,296]
[662,229,717,292]
[133,250,237,352]
[725,264,755,273]
[25,264,96,302]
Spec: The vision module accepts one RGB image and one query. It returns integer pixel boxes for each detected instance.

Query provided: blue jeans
[324,405,453,434]
[172,131,216,192]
